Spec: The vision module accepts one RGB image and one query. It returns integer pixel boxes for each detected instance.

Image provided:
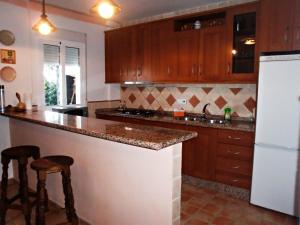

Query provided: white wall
[0,117,14,179]
[0,1,120,107]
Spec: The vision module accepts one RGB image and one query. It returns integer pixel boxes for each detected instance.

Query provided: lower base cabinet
[96,114,254,189]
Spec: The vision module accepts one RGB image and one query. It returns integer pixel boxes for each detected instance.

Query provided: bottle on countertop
[0,85,5,112]
[224,107,232,121]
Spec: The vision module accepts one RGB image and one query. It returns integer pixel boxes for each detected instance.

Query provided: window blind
[43,44,60,64]
[65,47,80,65]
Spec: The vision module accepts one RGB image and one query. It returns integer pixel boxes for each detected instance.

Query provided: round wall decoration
[0,66,16,82]
[0,30,15,46]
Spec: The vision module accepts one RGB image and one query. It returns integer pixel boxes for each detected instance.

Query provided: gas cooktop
[116,108,156,117]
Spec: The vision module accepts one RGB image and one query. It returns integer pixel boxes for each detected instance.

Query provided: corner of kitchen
[0,0,299,225]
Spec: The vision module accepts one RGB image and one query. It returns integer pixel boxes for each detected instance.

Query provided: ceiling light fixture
[32,0,57,35]
[91,0,121,19]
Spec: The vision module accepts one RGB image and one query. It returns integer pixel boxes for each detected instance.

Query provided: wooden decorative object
[0,66,16,82]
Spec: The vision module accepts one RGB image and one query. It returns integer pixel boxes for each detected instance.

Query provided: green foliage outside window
[45,80,58,106]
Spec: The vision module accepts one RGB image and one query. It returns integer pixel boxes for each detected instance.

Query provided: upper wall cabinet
[260,0,300,52]
[105,2,259,84]
[225,3,259,83]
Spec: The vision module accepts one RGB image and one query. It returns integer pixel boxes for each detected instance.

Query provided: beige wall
[10,118,182,225]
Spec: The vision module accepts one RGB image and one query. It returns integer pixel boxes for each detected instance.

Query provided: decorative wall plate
[0,30,15,46]
[0,66,16,82]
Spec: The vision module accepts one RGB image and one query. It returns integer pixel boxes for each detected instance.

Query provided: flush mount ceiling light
[91,0,121,19]
[32,0,57,35]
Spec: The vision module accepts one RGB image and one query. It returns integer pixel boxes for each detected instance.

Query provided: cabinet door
[131,25,152,82]
[151,20,178,82]
[260,0,294,52]
[198,26,226,82]
[105,30,123,83]
[225,3,259,83]
[183,127,216,180]
[292,0,300,50]
[177,30,199,82]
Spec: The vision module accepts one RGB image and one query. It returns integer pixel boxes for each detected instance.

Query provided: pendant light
[91,0,121,19]
[32,0,57,35]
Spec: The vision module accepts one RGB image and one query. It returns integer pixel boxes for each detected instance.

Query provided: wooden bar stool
[31,155,78,225]
[0,145,40,225]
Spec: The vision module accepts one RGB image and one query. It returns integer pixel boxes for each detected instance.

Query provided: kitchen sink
[206,119,226,124]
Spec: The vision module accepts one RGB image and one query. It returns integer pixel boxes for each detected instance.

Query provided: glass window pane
[65,46,80,105]
[43,44,61,106]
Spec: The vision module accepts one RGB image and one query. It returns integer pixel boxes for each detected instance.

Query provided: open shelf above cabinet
[174,12,226,32]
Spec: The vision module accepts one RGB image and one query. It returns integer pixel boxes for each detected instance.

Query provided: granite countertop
[0,110,197,150]
[95,109,255,132]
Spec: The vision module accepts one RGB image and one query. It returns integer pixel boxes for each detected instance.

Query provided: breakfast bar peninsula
[0,110,197,225]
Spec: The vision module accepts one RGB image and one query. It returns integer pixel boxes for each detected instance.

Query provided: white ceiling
[40,0,225,22]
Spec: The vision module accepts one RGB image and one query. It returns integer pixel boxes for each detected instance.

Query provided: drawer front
[216,157,252,176]
[217,144,253,161]
[218,130,254,147]
[216,171,251,189]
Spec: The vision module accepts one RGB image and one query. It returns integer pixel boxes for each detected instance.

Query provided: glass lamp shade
[32,14,57,35]
[91,0,121,19]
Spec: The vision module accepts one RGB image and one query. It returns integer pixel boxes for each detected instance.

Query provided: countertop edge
[1,112,197,151]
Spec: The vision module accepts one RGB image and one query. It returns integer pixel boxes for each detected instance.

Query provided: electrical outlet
[177,98,187,105]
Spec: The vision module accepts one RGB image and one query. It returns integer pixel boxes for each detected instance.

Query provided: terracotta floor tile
[185,218,209,225]
[212,216,234,225]
[263,210,287,224]
[181,203,200,215]
[193,210,215,223]
[202,203,223,215]
[283,216,298,225]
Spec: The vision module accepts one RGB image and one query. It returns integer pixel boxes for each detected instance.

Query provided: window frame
[41,39,87,107]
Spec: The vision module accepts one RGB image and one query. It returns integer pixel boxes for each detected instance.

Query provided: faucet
[200,103,210,120]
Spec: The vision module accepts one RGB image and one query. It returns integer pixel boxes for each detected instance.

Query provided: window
[43,40,86,106]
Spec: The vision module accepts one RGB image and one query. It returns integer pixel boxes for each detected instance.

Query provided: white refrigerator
[251,52,300,217]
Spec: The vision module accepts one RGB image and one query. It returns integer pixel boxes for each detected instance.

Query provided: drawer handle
[232,179,239,183]
[228,136,241,140]
[233,165,240,169]
[227,150,241,155]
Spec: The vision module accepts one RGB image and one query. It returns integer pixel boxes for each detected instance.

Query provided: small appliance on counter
[251,51,300,217]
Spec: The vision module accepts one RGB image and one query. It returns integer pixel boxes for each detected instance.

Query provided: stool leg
[35,171,47,225]
[61,167,78,225]
[0,156,10,225]
[18,157,31,225]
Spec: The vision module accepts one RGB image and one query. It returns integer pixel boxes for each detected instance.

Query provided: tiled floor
[2,181,299,225]
[2,181,88,225]
[181,183,298,225]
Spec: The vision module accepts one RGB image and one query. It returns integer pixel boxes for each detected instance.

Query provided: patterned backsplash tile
[121,84,257,118]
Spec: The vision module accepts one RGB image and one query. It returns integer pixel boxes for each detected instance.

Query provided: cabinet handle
[192,64,196,75]
[233,165,240,169]
[284,26,290,42]
[167,66,170,75]
[227,150,241,155]
[227,63,231,74]
[232,179,239,183]
[227,136,241,140]
[297,31,300,41]
[198,65,202,76]
[137,67,142,77]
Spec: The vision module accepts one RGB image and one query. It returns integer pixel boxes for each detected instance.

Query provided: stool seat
[1,145,40,160]
[31,155,78,225]
[31,156,74,173]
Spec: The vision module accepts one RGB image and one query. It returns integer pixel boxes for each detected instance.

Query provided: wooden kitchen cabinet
[150,20,178,82]
[225,2,259,83]
[292,0,300,50]
[260,0,300,52]
[176,30,199,82]
[199,25,226,82]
